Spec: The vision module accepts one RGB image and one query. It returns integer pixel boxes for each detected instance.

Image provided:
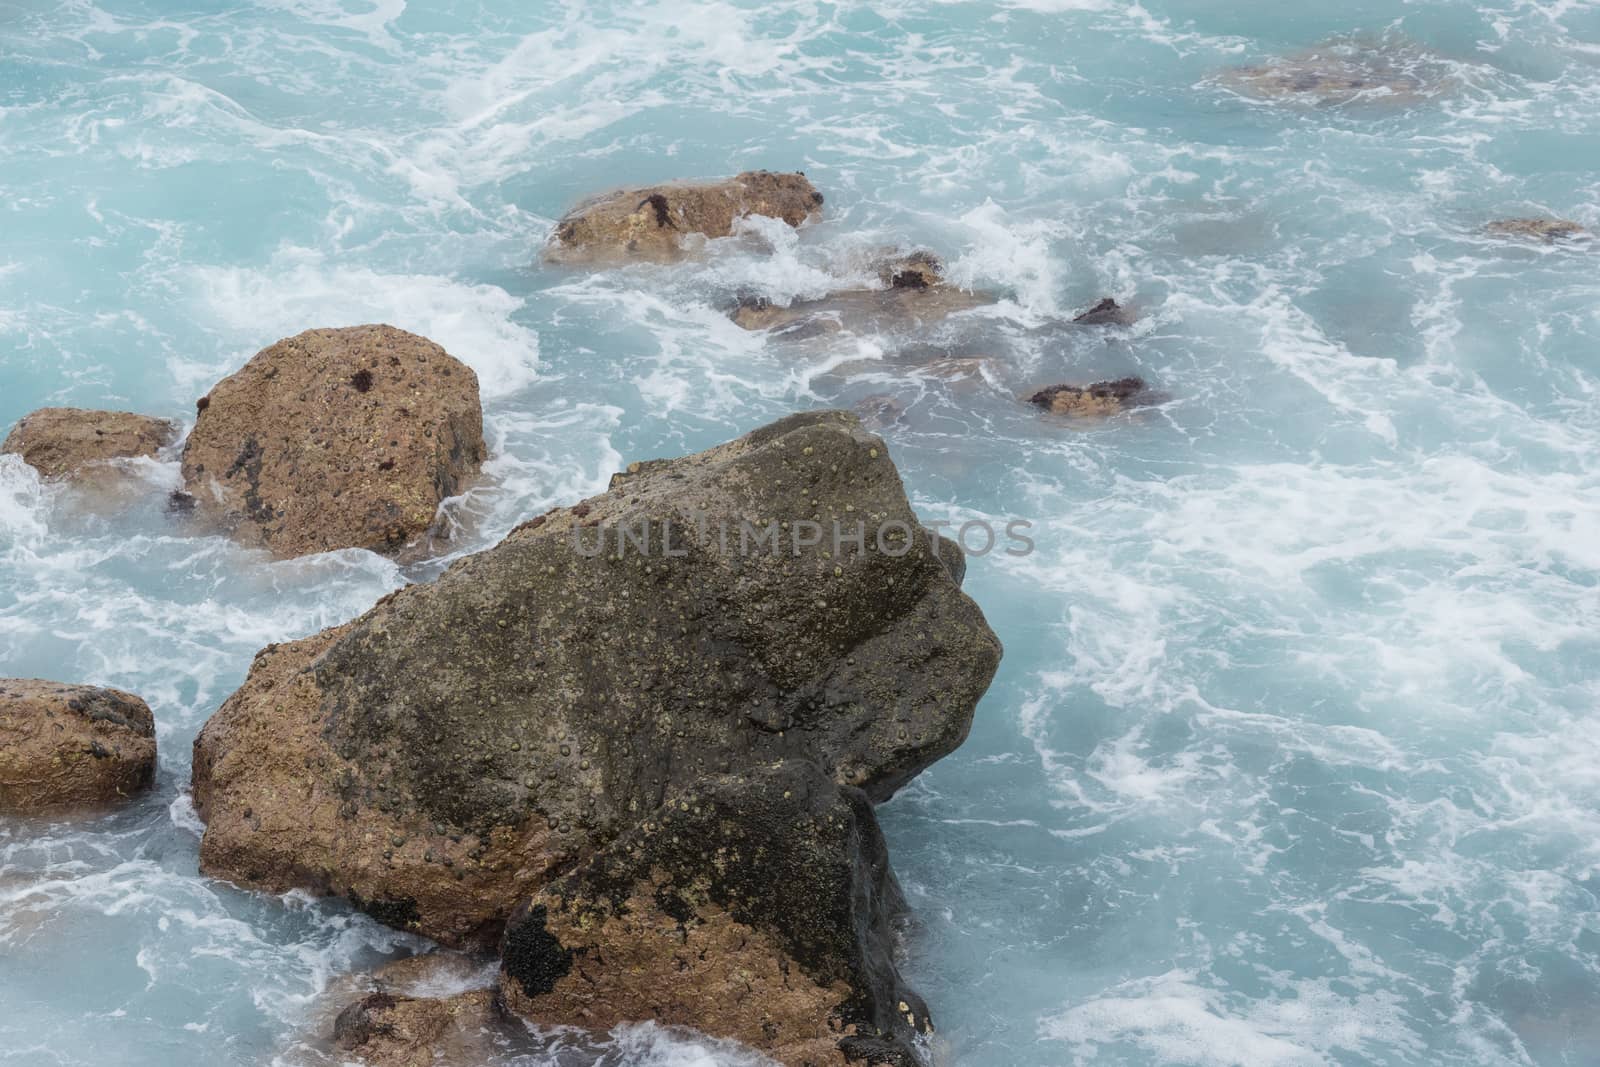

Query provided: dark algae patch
[502,904,574,997]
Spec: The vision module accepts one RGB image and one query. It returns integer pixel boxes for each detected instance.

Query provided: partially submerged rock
[1485,218,1587,244]
[181,325,485,560]
[319,954,505,1067]
[192,410,1000,951]
[732,252,997,336]
[1,408,175,483]
[1221,36,1456,107]
[0,680,157,814]
[1027,376,1154,417]
[877,250,945,291]
[334,988,499,1067]
[1072,298,1136,326]
[547,171,823,263]
[501,761,926,1067]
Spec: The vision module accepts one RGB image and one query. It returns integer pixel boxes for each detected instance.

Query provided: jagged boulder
[192,410,1000,951]
[2,408,176,483]
[0,680,157,813]
[1072,298,1136,326]
[547,171,824,263]
[180,325,485,559]
[1027,377,1156,417]
[1485,218,1587,244]
[500,761,926,1066]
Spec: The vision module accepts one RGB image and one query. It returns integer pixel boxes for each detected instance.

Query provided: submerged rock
[191,410,1000,950]
[1,408,176,483]
[731,252,997,336]
[181,325,485,560]
[1027,376,1154,417]
[0,680,157,814]
[1072,298,1136,326]
[547,171,824,263]
[501,761,926,1067]
[853,393,905,431]
[1221,36,1456,107]
[1485,218,1587,244]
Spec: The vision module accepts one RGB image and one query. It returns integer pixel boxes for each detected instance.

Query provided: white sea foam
[185,246,540,399]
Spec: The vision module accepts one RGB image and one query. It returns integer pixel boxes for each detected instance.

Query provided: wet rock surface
[500,761,927,1067]
[0,680,157,814]
[1072,298,1136,326]
[333,988,499,1067]
[1485,218,1587,243]
[180,324,485,560]
[731,252,997,336]
[1,408,176,483]
[1027,376,1155,417]
[547,170,824,263]
[191,410,999,971]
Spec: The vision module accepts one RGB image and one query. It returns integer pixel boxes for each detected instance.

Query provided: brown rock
[547,171,824,263]
[0,680,157,813]
[499,762,928,1067]
[1,408,176,482]
[1485,218,1587,243]
[1027,376,1152,417]
[333,988,498,1067]
[180,325,486,559]
[190,411,998,950]
[731,252,996,337]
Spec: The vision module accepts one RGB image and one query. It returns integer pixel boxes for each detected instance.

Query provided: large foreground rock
[0,680,157,813]
[193,410,998,947]
[2,408,176,483]
[547,171,824,263]
[181,325,485,559]
[500,761,928,1066]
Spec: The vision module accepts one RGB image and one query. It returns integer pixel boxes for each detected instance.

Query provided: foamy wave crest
[185,247,540,400]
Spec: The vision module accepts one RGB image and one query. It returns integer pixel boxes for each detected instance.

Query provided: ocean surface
[3,1,1599,1064]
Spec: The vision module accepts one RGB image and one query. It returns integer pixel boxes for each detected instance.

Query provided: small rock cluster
[3,324,486,559]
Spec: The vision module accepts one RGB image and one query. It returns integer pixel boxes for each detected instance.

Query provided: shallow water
[3,1,1599,1064]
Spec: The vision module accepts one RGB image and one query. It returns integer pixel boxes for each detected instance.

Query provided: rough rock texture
[1485,218,1587,243]
[0,680,157,813]
[318,953,506,1067]
[1220,37,1454,106]
[1,408,176,482]
[1027,377,1153,417]
[192,410,1000,952]
[1072,298,1136,326]
[547,171,824,263]
[333,989,499,1067]
[731,254,995,337]
[180,325,485,559]
[500,761,925,1067]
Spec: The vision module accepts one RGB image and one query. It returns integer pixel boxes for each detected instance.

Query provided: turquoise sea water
[3,1,1600,1064]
